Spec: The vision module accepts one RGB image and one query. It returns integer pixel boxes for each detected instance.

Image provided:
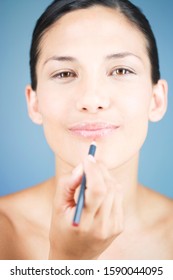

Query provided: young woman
[0,0,173,260]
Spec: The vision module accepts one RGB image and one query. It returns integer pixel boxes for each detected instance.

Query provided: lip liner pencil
[73,141,97,226]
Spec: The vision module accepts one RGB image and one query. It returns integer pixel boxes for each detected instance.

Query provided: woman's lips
[68,122,120,139]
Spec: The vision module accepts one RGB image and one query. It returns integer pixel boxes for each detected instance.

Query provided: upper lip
[68,122,120,131]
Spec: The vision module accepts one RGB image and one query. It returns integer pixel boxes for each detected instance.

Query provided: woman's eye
[111,68,134,76]
[52,71,76,79]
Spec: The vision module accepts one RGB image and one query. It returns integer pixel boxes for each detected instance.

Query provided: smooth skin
[0,6,173,260]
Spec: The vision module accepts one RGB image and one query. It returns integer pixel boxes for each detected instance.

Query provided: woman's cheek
[125,98,150,149]
[36,96,66,149]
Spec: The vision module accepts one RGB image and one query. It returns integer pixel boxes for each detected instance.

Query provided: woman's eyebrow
[43,52,142,66]
[43,55,77,66]
[105,52,142,61]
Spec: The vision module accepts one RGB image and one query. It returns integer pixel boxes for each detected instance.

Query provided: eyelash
[52,71,77,79]
[51,67,135,80]
[110,67,135,76]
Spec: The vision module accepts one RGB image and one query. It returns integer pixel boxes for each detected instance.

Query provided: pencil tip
[72,222,79,227]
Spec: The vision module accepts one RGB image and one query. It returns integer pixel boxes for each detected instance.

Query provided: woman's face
[32,6,157,169]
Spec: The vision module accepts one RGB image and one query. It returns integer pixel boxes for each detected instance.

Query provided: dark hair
[30,0,160,90]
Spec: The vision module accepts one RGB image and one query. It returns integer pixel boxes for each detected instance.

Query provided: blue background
[0,1,173,197]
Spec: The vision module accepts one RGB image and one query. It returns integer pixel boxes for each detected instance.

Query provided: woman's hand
[49,155,124,260]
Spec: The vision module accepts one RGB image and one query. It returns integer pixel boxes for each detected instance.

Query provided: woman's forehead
[39,6,148,61]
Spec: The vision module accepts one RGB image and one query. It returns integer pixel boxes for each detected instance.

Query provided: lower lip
[69,127,118,139]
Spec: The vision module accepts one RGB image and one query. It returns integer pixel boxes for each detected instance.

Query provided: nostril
[82,106,103,111]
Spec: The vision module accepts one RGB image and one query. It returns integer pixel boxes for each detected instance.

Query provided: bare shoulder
[146,186,173,223]
[0,178,55,259]
[0,203,16,259]
[160,195,173,243]
[140,185,173,255]
[156,194,173,257]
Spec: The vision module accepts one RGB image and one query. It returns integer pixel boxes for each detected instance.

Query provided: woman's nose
[76,83,111,113]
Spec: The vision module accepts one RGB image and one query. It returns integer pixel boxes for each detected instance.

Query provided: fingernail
[88,154,96,163]
[72,164,83,179]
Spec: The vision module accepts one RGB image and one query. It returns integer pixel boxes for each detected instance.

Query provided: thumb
[55,164,83,208]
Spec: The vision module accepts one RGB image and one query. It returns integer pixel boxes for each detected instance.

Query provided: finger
[91,163,124,237]
[109,185,124,231]
[79,155,106,224]
[55,164,83,208]
[98,162,120,186]
[94,180,115,222]
[93,163,116,221]
[95,163,123,225]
